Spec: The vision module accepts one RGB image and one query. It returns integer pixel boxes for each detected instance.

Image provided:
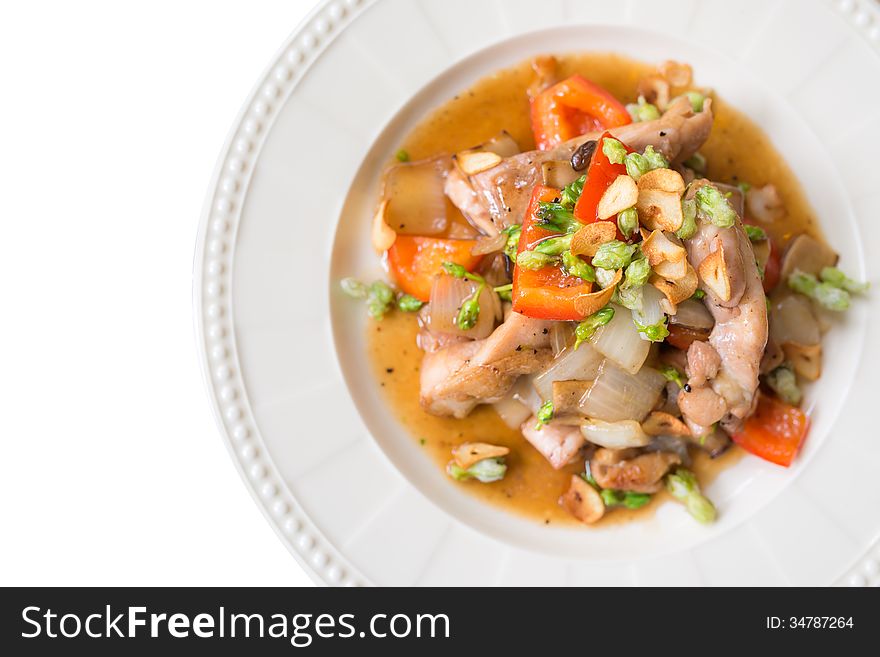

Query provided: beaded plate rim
[193,0,880,587]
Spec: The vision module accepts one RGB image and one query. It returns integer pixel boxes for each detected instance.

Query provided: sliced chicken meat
[685,340,721,388]
[520,418,586,469]
[420,312,553,417]
[446,96,714,231]
[680,184,769,433]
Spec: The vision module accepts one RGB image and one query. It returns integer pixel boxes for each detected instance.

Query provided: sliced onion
[591,303,650,374]
[482,130,520,158]
[580,419,651,449]
[770,293,820,347]
[631,285,665,340]
[493,379,533,429]
[480,252,511,288]
[580,360,666,422]
[512,376,542,414]
[542,160,580,188]
[383,156,449,235]
[670,298,714,330]
[550,322,575,356]
[471,232,507,256]
[532,342,604,401]
[424,274,499,339]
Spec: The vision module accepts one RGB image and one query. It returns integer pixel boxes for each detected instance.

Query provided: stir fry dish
[341,55,868,526]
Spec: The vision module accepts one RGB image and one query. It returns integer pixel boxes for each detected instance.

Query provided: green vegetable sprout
[626,95,661,123]
[695,184,737,228]
[447,458,507,483]
[561,251,596,282]
[622,255,651,290]
[744,224,767,242]
[685,91,704,113]
[820,266,869,294]
[676,198,697,239]
[397,294,423,313]
[533,233,573,256]
[600,489,652,510]
[666,468,716,524]
[591,240,639,270]
[501,225,521,260]
[574,306,615,349]
[535,399,554,430]
[683,151,707,175]
[602,137,628,165]
[516,250,558,271]
[766,364,802,406]
[617,207,639,239]
[788,269,851,312]
[635,317,670,342]
[659,364,686,389]
[340,277,400,320]
[624,145,669,181]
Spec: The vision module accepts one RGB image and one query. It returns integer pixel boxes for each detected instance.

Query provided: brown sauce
[368,53,817,526]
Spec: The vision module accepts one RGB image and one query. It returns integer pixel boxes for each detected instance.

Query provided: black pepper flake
[399,224,405,229]
[515,345,523,351]
[683,384,692,393]
[542,328,549,335]
[659,131,667,137]
[386,367,394,374]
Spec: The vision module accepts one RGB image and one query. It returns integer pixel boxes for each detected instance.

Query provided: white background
[0,0,315,586]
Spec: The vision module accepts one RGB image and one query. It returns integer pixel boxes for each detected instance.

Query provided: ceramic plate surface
[195,0,880,586]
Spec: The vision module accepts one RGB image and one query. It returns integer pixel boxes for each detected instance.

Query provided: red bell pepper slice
[573,131,632,230]
[386,236,482,302]
[530,75,631,151]
[511,185,593,321]
[731,393,810,467]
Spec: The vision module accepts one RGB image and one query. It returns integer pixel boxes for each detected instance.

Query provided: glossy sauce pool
[368,53,820,526]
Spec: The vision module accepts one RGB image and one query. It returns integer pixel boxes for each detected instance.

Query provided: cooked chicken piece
[682,213,746,311]
[521,418,586,469]
[590,448,682,494]
[447,97,713,230]
[677,385,727,427]
[420,312,553,417]
[686,340,721,388]
[681,187,768,433]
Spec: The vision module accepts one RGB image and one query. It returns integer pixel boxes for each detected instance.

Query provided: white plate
[194,0,880,586]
